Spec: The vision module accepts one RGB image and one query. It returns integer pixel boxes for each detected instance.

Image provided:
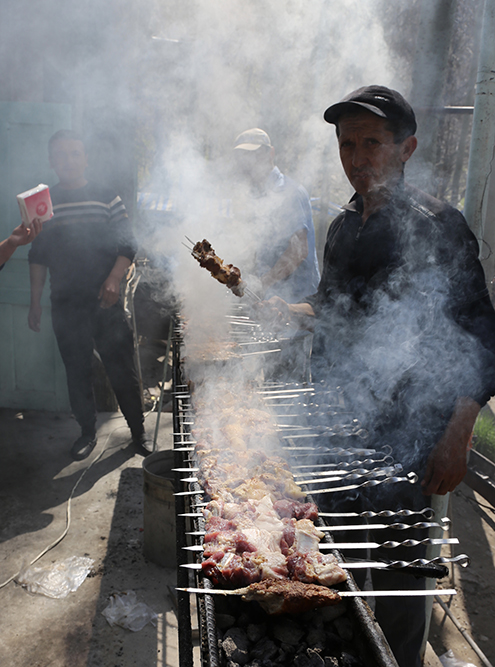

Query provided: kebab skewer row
[184,537,459,553]
[179,506,435,520]
[174,456,394,473]
[179,464,403,485]
[176,581,456,616]
[181,553,470,573]
[174,471,418,497]
[186,519,449,536]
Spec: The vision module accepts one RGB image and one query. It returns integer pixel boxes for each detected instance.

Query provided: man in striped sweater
[28,130,151,460]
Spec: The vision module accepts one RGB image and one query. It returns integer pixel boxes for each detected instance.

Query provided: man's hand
[260,229,308,294]
[253,296,292,330]
[98,274,121,308]
[28,303,42,332]
[253,297,316,332]
[10,219,43,248]
[98,256,132,309]
[421,397,480,495]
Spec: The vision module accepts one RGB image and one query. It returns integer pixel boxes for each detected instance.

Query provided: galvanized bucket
[142,450,176,568]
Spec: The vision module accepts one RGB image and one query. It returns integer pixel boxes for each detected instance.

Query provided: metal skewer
[295,465,402,485]
[180,553,469,571]
[282,446,377,455]
[292,458,394,473]
[319,508,435,520]
[179,466,400,485]
[185,519,449,536]
[183,537,458,552]
[177,586,456,599]
[175,471,418,496]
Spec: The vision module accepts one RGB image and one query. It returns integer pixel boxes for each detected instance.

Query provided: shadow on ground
[85,465,178,667]
[429,483,495,665]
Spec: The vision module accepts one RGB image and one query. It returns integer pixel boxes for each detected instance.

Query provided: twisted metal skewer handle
[299,465,402,486]
[360,508,435,520]
[292,455,395,472]
[313,471,418,495]
[380,537,456,549]
[387,554,470,569]
[319,507,435,520]
[387,518,450,531]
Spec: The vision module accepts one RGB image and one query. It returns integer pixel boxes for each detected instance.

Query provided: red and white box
[17,184,53,226]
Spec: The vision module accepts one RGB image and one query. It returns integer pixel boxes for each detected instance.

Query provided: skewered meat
[192,239,245,296]
[184,339,241,363]
[200,494,347,589]
[273,499,319,521]
[239,580,342,615]
[189,380,346,599]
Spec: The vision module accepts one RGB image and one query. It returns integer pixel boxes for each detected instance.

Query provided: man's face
[337,111,416,197]
[49,138,88,186]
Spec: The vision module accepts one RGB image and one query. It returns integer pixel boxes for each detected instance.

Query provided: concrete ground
[0,406,180,667]
[0,402,493,667]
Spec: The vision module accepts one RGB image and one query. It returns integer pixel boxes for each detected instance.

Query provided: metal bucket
[142,450,176,568]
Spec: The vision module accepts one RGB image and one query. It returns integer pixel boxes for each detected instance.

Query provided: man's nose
[351,145,368,168]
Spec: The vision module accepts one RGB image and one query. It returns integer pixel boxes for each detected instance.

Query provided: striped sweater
[29,182,137,303]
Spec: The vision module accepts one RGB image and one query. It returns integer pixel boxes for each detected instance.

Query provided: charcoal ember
[272,618,305,645]
[294,648,325,667]
[278,643,296,659]
[306,625,326,650]
[227,663,241,667]
[333,617,353,643]
[250,637,278,661]
[323,631,343,653]
[324,658,339,667]
[217,613,236,630]
[319,604,346,623]
[339,652,365,667]
[222,628,250,666]
[238,612,252,628]
[245,661,264,667]
[247,623,267,643]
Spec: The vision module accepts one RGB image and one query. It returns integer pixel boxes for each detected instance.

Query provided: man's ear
[400,135,417,163]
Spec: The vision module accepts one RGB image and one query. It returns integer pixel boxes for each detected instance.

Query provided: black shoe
[71,434,97,460]
[132,431,154,457]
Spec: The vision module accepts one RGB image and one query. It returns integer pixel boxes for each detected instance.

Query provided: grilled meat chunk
[241,580,342,615]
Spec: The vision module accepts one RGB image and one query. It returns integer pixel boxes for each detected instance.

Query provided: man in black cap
[258,86,495,666]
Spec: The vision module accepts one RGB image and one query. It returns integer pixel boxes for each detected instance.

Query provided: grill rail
[171,320,436,667]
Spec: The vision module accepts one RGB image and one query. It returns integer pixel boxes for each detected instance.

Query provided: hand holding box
[17,184,53,227]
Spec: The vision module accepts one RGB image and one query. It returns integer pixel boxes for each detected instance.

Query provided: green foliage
[473,412,495,462]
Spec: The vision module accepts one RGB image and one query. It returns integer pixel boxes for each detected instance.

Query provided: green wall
[0,102,72,410]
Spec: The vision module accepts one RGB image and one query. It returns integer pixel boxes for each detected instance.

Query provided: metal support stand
[153,316,174,453]
[124,264,145,410]
[419,492,450,663]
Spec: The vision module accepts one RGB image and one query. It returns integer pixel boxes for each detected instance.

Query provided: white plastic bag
[439,649,477,667]
[101,591,158,632]
[16,556,94,599]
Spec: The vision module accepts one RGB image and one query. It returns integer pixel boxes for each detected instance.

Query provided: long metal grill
[171,309,464,667]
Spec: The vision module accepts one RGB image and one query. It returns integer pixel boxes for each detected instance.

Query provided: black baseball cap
[323,85,417,138]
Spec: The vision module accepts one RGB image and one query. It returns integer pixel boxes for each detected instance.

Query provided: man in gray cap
[232,127,320,304]
[232,127,320,380]
[257,86,495,666]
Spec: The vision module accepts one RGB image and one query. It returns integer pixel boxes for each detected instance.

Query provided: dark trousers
[316,480,429,667]
[51,299,143,438]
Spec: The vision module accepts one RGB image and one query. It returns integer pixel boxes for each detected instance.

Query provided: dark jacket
[307,180,495,468]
